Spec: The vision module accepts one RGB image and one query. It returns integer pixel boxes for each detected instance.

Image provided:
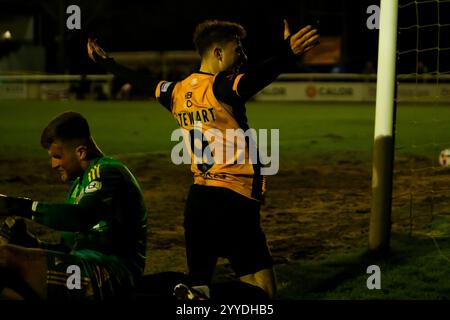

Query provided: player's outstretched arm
[1,193,100,232]
[215,20,320,103]
[86,38,161,98]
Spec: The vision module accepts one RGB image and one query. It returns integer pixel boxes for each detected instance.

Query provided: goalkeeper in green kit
[0,111,147,300]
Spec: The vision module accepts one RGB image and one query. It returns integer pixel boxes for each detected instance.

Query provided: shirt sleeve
[97,57,177,112]
[213,37,297,105]
[32,165,124,232]
[155,80,176,111]
[96,57,161,99]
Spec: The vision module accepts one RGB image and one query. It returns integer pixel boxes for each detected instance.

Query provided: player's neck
[199,60,220,75]
[86,138,103,159]
[80,148,103,172]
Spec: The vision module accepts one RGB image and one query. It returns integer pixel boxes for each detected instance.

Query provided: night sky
[2,0,449,74]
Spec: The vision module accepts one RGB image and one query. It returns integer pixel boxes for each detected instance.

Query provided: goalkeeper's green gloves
[0,194,35,218]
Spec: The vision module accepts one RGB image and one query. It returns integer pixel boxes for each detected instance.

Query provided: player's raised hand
[284,20,320,56]
[87,38,109,62]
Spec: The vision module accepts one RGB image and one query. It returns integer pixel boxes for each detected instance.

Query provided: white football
[439,148,450,167]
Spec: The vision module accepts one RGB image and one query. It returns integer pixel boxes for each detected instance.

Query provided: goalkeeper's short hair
[40,111,91,149]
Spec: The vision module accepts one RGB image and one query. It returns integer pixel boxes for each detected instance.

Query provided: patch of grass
[275,232,450,299]
[0,100,177,158]
[2,100,449,164]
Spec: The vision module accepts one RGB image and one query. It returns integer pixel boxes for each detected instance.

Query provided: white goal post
[369,0,399,252]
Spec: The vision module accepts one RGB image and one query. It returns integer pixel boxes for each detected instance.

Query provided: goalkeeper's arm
[87,38,160,97]
[0,193,103,232]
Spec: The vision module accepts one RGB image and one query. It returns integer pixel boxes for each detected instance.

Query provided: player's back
[71,156,147,275]
[168,73,264,201]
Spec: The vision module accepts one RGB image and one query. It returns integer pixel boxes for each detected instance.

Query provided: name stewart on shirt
[174,108,216,127]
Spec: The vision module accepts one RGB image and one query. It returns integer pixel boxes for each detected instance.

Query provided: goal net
[393,0,450,236]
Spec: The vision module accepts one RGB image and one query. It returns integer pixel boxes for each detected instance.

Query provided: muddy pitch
[1,153,447,275]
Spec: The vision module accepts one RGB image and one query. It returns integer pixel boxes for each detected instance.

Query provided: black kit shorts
[184,184,273,284]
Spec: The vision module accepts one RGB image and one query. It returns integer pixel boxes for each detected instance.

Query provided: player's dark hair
[40,111,91,149]
[193,20,246,57]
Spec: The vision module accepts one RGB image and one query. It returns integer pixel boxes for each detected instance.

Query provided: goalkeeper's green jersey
[32,155,147,277]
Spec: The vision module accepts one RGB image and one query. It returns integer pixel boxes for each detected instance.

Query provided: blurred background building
[0,0,448,101]
[0,0,381,75]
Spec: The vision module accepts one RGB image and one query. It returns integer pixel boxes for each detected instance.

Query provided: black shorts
[184,184,273,284]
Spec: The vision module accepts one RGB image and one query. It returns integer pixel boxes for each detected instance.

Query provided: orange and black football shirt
[156,72,264,200]
[98,39,295,200]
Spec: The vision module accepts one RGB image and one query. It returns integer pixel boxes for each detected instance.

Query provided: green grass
[0,100,178,158]
[275,232,450,299]
[2,100,449,162]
